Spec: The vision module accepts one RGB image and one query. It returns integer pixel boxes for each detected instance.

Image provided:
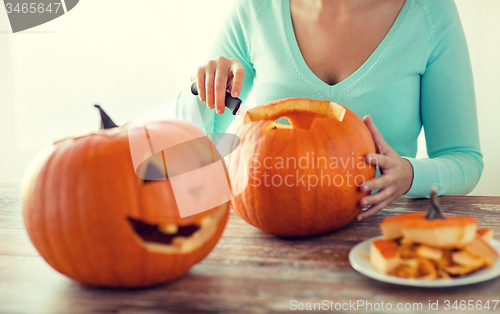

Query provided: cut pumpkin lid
[243,98,347,130]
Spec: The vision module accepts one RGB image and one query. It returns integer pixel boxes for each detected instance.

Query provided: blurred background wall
[0,0,499,196]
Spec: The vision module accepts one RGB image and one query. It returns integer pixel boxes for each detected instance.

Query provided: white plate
[349,236,500,288]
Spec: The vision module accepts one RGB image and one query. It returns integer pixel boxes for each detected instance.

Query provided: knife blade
[190,81,249,116]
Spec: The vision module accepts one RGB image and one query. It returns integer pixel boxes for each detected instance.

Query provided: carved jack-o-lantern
[21,106,229,287]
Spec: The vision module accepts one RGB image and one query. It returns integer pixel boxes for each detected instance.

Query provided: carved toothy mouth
[126,205,227,254]
[127,218,201,245]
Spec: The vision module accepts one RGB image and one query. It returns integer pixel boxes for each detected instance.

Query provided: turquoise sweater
[189,0,483,198]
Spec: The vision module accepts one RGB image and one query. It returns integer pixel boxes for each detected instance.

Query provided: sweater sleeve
[404,0,483,198]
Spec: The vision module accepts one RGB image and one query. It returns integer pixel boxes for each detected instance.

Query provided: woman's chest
[248,0,429,106]
[290,0,406,86]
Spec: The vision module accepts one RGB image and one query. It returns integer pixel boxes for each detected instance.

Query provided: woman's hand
[195,56,245,115]
[356,115,414,221]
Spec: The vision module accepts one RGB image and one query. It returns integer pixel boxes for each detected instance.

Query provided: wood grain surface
[1,182,499,314]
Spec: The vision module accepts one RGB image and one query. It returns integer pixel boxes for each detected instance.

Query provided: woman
[192,0,483,220]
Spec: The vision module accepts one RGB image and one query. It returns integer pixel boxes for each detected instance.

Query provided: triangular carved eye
[137,154,167,185]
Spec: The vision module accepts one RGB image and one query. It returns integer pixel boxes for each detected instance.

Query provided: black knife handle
[191,81,242,115]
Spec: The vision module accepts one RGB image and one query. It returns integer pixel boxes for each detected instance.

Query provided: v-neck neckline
[282,0,411,94]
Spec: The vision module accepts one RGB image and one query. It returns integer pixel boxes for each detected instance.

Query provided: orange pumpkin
[21,106,230,288]
[226,98,376,237]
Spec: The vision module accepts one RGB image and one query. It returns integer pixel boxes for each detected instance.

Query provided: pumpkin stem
[94,104,118,129]
[426,186,446,220]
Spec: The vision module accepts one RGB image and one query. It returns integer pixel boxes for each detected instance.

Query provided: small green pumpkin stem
[426,186,446,220]
[94,104,118,129]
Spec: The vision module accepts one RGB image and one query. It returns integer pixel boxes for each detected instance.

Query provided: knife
[190,81,249,116]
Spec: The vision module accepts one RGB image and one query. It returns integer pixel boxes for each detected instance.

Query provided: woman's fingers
[357,197,394,221]
[215,63,228,114]
[358,186,398,221]
[353,117,416,222]
[195,67,206,103]
[204,60,217,109]
[365,153,395,170]
[195,56,246,114]
[363,115,389,154]
[230,61,245,98]
[360,185,393,207]
[359,173,391,193]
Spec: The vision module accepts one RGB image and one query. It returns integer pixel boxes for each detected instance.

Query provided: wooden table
[1,182,500,314]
